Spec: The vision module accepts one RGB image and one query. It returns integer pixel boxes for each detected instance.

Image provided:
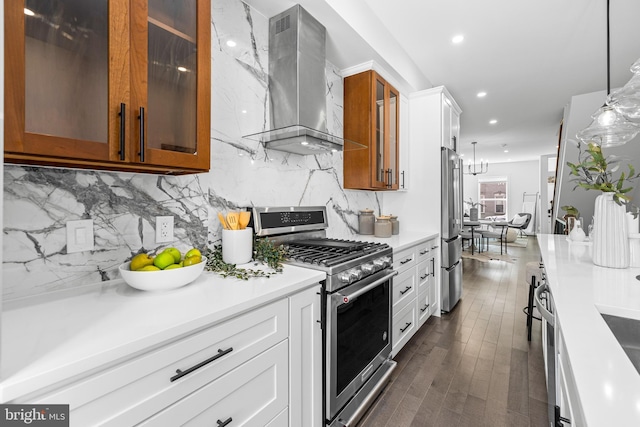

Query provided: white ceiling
[243,0,640,164]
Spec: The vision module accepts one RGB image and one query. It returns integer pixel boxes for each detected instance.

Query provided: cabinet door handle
[419,250,428,255]
[420,274,428,280]
[420,303,430,313]
[400,286,412,295]
[430,258,435,277]
[138,107,145,162]
[401,170,405,188]
[400,258,412,265]
[170,347,234,382]
[118,103,126,160]
[400,322,412,333]
[217,417,233,427]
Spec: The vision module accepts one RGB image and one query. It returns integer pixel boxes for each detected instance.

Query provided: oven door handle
[336,270,398,303]
[534,283,554,327]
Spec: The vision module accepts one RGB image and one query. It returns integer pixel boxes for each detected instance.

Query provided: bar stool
[524,261,542,341]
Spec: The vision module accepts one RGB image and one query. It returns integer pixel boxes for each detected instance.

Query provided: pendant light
[608,57,640,123]
[576,0,640,147]
[465,141,488,175]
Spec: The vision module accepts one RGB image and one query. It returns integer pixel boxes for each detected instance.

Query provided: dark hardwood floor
[358,236,548,427]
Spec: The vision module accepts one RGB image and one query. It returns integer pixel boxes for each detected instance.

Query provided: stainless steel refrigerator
[441,147,463,312]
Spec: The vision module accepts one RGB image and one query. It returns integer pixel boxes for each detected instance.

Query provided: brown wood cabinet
[344,70,399,190]
[4,0,210,174]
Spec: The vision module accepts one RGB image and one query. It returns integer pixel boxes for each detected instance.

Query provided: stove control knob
[373,258,388,270]
[361,263,376,275]
[338,272,352,284]
[381,256,392,268]
[351,268,363,281]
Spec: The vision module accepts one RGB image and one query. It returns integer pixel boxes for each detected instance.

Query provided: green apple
[163,247,182,263]
[164,263,182,270]
[139,265,161,272]
[153,251,175,270]
[185,248,201,259]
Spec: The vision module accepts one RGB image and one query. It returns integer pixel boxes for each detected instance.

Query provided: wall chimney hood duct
[243,5,361,155]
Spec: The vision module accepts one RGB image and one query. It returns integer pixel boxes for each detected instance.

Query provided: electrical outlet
[156,216,174,243]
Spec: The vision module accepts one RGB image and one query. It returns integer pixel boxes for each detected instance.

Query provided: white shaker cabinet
[441,93,461,151]
[16,285,322,427]
[391,236,440,357]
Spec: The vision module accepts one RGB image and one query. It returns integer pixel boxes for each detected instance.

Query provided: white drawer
[417,259,430,292]
[34,299,289,426]
[392,300,417,356]
[266,408,288,427]
[417,289,431,327]
[415,241,431,263]
[140,340,289,426]
[392,268,417,313]
[393,247,416,273]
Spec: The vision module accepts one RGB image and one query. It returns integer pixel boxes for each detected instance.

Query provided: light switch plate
[66,219,95,253]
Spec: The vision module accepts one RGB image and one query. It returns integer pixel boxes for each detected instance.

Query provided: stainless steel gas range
[253,206,398,427]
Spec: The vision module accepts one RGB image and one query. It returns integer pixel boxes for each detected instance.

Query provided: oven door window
[336,281,390,395]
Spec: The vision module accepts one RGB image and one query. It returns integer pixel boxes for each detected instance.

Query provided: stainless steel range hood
[244,5,362,155]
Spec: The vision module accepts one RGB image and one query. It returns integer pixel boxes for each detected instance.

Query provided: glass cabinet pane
[147,0,197,154]
[389,90,398,182]
[24,0,109,143]
[375,79,385,183]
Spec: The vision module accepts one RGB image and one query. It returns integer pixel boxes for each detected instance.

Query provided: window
[479,177,508,220]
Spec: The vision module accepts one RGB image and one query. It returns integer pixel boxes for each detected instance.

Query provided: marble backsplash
[2,0,382,301]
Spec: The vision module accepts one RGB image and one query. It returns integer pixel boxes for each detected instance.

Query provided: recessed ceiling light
[489,119,498,125]
[504,149,509,153]
[24,8,35,16]
[452,34,464,44]
[226,40,237,47]
[241,109,247,114]
[477,92,487,98]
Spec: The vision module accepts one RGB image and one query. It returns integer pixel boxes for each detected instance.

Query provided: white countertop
[0,264,325,402]
[327,229,440,252]
[537,234,640,426]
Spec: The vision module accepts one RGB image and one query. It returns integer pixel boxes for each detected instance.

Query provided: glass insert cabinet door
[5,0,210,172]
[371,74,399,189]
[126,0,210,169]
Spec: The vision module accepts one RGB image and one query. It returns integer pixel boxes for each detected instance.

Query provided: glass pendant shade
[607,58,640,122]
[576,104,640,147]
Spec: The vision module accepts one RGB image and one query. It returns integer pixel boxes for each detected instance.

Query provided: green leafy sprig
[567,142,640,207]
[464,197,485,208]
[202,237,289,280]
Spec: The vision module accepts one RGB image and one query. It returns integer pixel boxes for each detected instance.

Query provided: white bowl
[118,257,207,291]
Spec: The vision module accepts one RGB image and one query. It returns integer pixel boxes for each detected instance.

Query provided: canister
[359,209,375,235]
[390,215,399,235]
[374,216,392,238]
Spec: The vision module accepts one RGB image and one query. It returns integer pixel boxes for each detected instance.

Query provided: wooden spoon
[217,212,229,230]
[226,211,240,230]
[239,211,251,230]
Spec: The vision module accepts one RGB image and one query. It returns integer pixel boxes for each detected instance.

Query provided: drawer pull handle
[400,322,412,333]
[400,286,412,295]
[419,250,428,255]
[217,417,233,427]
[420,274,428,280]
[431,246,439,250]
[400,258,412,265]
[430,259,435,277]
[420,303,430,313]
[170,347,234,382]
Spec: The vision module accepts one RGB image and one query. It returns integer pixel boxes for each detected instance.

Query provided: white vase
[592,193,629,268]
[469,208,478,221]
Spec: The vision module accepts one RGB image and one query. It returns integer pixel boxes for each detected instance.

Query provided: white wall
[463,160,540,232]
[555,90,640,229]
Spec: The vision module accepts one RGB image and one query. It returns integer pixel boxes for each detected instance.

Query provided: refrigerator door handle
[445,260,460,272]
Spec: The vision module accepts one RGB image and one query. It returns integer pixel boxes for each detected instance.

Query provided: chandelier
[465,141,488,175]
[576,0,640,147]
